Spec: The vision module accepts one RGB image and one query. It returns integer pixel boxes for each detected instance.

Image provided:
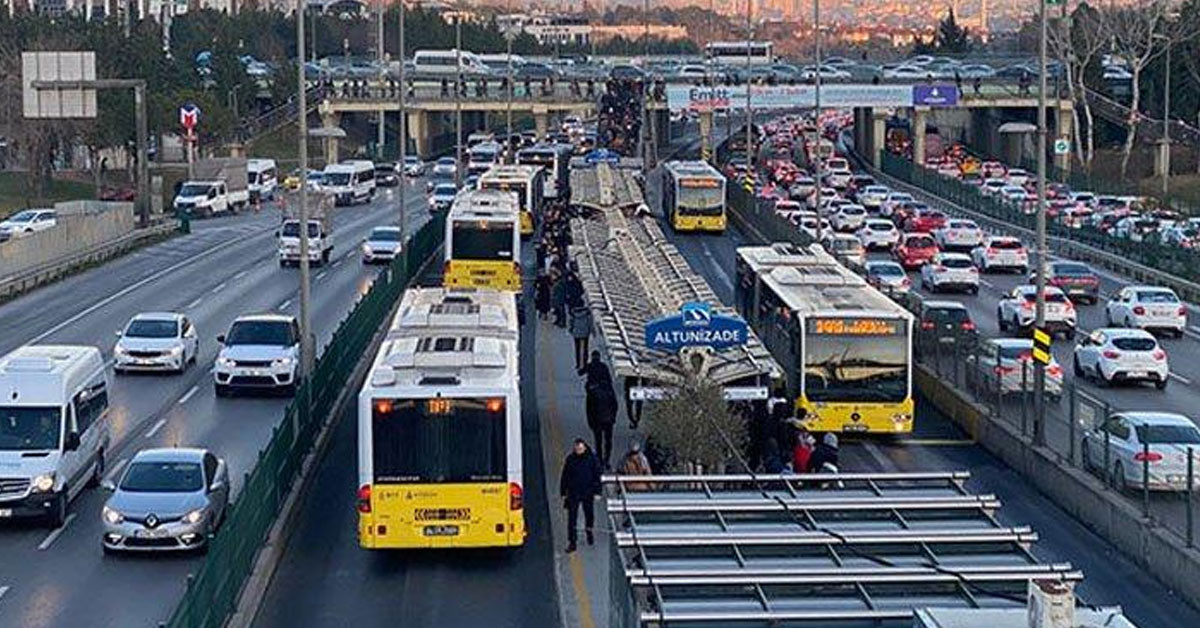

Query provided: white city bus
[705,41,774,66]
[357,288,524,549]
[516,144,573,200]
[444,189,522,291]
[478,164,545,237]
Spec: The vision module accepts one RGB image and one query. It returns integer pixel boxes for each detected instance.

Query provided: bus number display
[427,398,453,415]
[680,178,720,188]
[808,318,902,336]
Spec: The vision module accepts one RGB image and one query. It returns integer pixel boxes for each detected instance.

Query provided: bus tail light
[356,484,372,513]
[509,483,524,511]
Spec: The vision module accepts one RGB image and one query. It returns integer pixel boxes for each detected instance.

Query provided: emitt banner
[665,84,960,112]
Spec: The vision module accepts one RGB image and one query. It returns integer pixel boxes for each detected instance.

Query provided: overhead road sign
[665,84,961,112]
[644,302,750,353]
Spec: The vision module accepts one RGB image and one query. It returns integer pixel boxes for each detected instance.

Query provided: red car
[893,233,940,269]
[905,209,948,233]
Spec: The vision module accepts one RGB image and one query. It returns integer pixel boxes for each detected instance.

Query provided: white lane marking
[233,270,248,281]
[144,418,167,438]
[1170,372,1192,385]
[26,226,272,345]
[38,514,77,550]
[978,278,995,289]
[177,385,199,405]
[0,586,9,602]
[210,281,228,294]
[186,297,203,310]
[277,299,292,311]
[315,271,327,281]
[104,458,128,484]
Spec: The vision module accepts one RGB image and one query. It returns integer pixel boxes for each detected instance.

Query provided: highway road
[0,180,428,628]
[648,164,1200,628]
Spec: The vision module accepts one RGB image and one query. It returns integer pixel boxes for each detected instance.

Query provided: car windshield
[120,461,205,492]
[125,319,179,338]
[1136,291,1178,303]
[0,406,61,451]
[6,211,36,223]
[991,240,1023,250]
[998,345,1034,361]
[942,257,973,268]
[281,222,319,238]
[1022,291,1067,303]
[178,184,211,197]
[226,320,294,346]
[870,265,904,277]
[1112,337,1156,351]
[1054,263,1092,275]
[1136,425,1200,445]
[869,223,892,231]
[928,307,969,323]
[324,172,351,186]
[370,229,401,242]
[906,236,934,248]
[949,221,975,229]
[405,157,420,165]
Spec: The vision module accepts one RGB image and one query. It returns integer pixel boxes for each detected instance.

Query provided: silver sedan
[101,448,229,554]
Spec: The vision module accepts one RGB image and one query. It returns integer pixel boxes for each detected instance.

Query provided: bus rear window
[372,398,506,483]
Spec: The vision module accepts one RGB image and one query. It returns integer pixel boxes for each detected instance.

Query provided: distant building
[590,24,689,43]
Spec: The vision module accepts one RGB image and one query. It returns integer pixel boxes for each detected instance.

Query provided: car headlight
[428,197,436,206]
[183,508,206,525]
[167,346,183,356]
[32,472,56,493]
[103,505,124,525]
[217,356,236,369]
[362,243,372,255]
[272,357,295,368]
[114,344,128,355]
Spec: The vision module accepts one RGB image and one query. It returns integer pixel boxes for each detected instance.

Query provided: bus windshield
[451,222,514,261]
[803,323,909,403]
[677,182,724,216]
[372,398,507,483]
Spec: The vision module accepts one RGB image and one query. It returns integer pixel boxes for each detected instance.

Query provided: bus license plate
[423,525,460,537]
[842,423,869,433]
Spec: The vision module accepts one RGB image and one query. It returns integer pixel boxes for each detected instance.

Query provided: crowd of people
[596,78,646,156]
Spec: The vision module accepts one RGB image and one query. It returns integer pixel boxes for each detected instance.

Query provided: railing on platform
[163,213,446,628]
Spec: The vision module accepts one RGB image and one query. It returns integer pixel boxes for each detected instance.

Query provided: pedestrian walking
[551,270,567,327]
[569,303,593,369]
[762,438,786,474]
[582,351,618,467]
[559,438,602,553]
[618,441,654,491]
[535,273,552,321]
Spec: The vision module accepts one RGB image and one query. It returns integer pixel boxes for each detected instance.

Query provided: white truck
[173,157,250,217]
[277,205,333,267]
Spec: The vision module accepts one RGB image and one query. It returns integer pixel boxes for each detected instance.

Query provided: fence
[725,179,814,247]
[163,212,446,628]
[912,323,1198,549]
[880,152,1200,285]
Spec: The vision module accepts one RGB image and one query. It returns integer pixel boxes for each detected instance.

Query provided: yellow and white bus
[735,243,914,434]
[662,160,727,232]
[444,189,522,291]
[357,288,524,549]
[478,164,545,238]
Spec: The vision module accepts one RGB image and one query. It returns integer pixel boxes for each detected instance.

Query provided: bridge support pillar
[407,110,431,159]
[1055,105,1074,173]
[699,110,714,163]
[533,109,549,141]
[912,106,929,166]
[321,109,341,164]
[872,110,888,169]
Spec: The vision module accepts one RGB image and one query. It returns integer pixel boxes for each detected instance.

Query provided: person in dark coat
[569,303,593,370]
[806,433,840,473]
[559,438,602,552]
[761,437,786,474]
[581,351,618,467]
[551,270,567,327]
[535,273,552,321]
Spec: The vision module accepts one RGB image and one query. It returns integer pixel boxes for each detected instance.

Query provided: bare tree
[644,376,747,474]
[1048,3,1107,171]
[1178,0,1200,173]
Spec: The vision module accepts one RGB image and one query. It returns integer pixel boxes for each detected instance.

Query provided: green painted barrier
[163,212,446,628]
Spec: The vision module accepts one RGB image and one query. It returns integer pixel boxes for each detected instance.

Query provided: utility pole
[813,0,823,241]
[454,14,463,188]
[399,0,408,241]
[1033,0,1049,445]
[1162,37,1171,198]
[505,0,514,158]
[296,0,314,375]
[376,0,385,157]
[744,0,753,174]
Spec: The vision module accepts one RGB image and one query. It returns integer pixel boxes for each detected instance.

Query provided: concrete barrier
[915,364,1200,608]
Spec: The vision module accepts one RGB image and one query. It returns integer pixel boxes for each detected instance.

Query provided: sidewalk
[537,312,642,628]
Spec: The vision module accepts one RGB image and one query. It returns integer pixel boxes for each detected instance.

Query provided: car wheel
[215,383,230,397]
[1156,377,1169,391]
[969,285,979,295]
[87,450,104,488]
[998,312,1008,332]
[1114,463,1129,493]
[1105,310,1114,326]
[47,493,67,528]
[102,543,119,556]
[1073,357,1084,377]
[1098,370,1112,387]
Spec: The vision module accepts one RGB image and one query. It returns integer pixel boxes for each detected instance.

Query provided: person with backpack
[581,351,618,468]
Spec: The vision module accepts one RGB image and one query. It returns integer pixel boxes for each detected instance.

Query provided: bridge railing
[162,212,446,628]
[316,78,602,104]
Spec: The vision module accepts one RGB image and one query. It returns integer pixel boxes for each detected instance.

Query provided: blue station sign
[645,302,750,352]
[584,148,622,165]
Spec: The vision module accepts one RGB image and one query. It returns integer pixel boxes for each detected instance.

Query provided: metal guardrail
[1083,87,1200,149]
[163,212,446,628]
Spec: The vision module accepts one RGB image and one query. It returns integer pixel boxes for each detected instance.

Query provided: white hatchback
[1105,286,1187,337]
[997,285,1077,337]
[832,204,867,232]
[1082,412,1200,492]
[934,219,984,250]
[971,237,1028,273]
[857,219,900,250]
[920,253,979,294]
[1072,328,1168,389]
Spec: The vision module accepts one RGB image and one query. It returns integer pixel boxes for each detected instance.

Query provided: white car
[402,155,425,177]
[999,185,1028,206]
[971,237,1028,273]
[857,219,900,250]
[857,185,890,210]
[428,183,458,212]
[1081,412,1200,492]
[865,261,910,296]
[1070,191,1096,208]
[1073,328,1168,389]
[920,253,979,294]
[788,177,816,200]
[0,209,57,239]
[880,192,915,217]
[114,312,199,374]
[934,219,984,250]
[823,233,866,269]
[997,285,1077,337]
[832,204,867,232]
[1005,168,1031,187]
[824,168,853,190]
[1105,286,1187,337]
[214,314,300,396]
[882,65,934,80]
[362,226,403,264]
[980,178,1007,197]
[968,338,1063,399]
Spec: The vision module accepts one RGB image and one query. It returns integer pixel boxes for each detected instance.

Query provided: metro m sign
[180,104,200,133]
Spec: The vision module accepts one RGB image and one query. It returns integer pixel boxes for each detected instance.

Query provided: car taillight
[995,365,1015,375]
[987,250,998,257]
[1133,306,1146,315]
[509,482,524,510]
[356,484,372,514]
[1063,300,1075,312]
[1047,365,1062,376]
[961,321,976,331]
[921,321,935,330]
[1179,306,1188,316]
[1153,350,1166,361]
[1103,350,1121,359]
[1134,451,1163,463]
[1021,301,1034,311]
[901,277,911,287]
[934,265,946,272]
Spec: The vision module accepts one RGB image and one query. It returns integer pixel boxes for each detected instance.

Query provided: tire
[1073,357,1084,377]
[87,450,104,488]
[1105,310,1114,326]
[1156,377,1169,391]
[998,312,1008,332]
[102,543,118,556]
[46,493,67,528]
[215,383,230,398]
[969,285,979,296]
[1114,463,1128,493]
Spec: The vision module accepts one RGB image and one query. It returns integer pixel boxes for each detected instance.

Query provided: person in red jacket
[791,424,815,474]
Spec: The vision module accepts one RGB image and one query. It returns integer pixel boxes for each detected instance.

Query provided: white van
[0,345,111,527]
[323,160,376,206]
[413,49,490,75]
[479,53,526,74]
[247,158,278,203]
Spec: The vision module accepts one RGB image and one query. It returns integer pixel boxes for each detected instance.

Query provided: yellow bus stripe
[539,326,597,628]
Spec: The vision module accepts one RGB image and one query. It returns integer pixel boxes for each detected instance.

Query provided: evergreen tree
[935,8,972,54]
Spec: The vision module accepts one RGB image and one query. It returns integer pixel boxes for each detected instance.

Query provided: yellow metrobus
[662,160,727,232]
[478,164,544,238]
[734,243,915,434]
[358,288,524,549]
[443,189,522,292]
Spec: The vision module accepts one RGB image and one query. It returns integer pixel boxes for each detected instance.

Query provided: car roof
[1117,412,1194,427]
[370,225,401,233]
[1095,327,1155,339]
[936,252,972,260]
[923,300,967,310]
[130,312,184,322]
[131,447,207,464]
[1128,285,1175,293]
[991,337,1033,348]
[233,313,295,324]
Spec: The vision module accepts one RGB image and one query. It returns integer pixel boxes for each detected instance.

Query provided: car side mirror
[216,334,226,344]
[114,330,122,338]
[64,431,80,452]
[274,229,281,238]
[101,480,116,491]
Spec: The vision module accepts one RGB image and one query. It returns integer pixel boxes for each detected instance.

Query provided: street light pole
[1163,39,1171,198]
[398,0,407,240]
[454,14,463,188]
[296,0,314,375]
[813,0,823,241]
[376,0,385,157]
[745,0,753,174]
[1033,0,1049,445]
[505,2,514,158]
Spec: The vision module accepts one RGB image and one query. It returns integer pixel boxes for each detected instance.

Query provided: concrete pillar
[320,110,340,165]
[1154,138,1171,179]
[872,110,888,169]
[912,107,929,166]
[226,142,245,159]
[1055,105,1074,173]
[533,109,549,141]
[407,110,431,159]
[699,110,714,163]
